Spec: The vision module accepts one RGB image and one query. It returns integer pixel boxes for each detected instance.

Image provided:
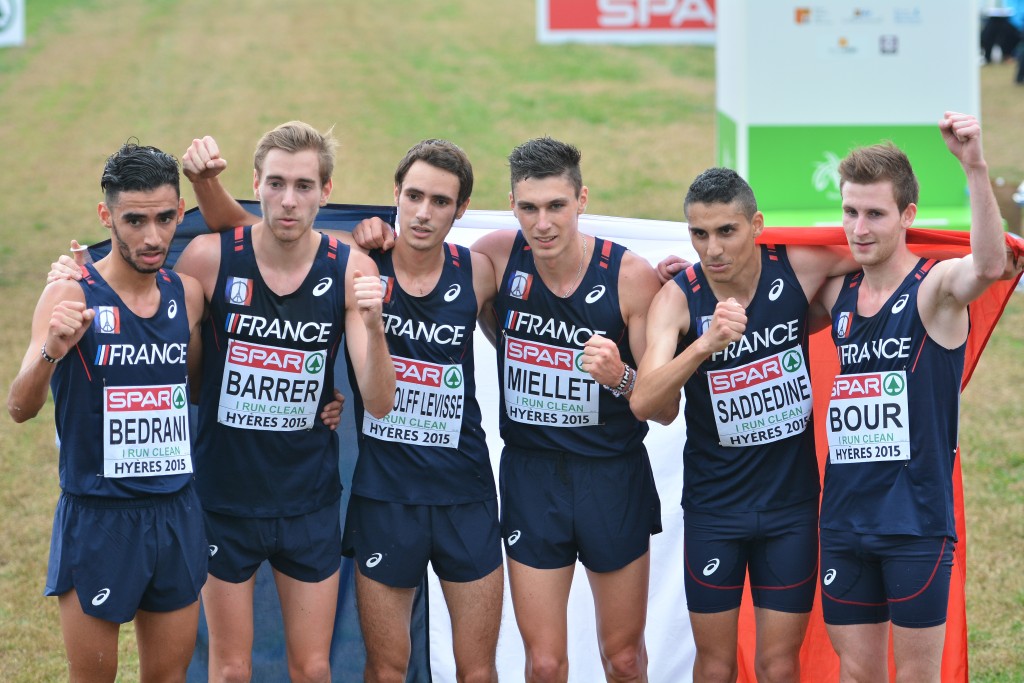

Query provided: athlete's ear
[253,169,260,199]
[320,178,333,206]
[577,186,588,214]
[751,211,765,238]
[177,197,185,224]
[455,197,470,220]
[394,183,402,206]
[900,203,917,230]
[97,202,113,229]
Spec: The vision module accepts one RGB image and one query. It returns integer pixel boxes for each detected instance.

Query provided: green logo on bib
[575,352,585,371]
[782,350,802,372]
[173,386,186,409]
[444,367,463,389]
[305,352,325,374]
[883,373,905,396]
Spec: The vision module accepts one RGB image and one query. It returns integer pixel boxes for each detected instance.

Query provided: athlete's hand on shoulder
[320,388,345,431]
[353,270,385,329]
[699,298,746,355]
[182,136,228,183]
[46,300,95,359]
[581,334,624,387]
[47,240,90,284]
[655,255,693,284]
[352,217,396,252]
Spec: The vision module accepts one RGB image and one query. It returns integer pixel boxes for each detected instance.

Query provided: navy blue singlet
[195,227,347,517]
[493,232,646,457]
[823,258,964,538]
[676,244,819,512]
[350,244,494,505]
[52,264,193,498]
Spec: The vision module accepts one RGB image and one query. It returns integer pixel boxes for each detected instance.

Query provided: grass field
[0,1,1021,680]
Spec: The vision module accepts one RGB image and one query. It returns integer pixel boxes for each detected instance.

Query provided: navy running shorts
[820,529,954,628]
[343,495,502,588]
[499,445,662,573]
[204,498,342,583]
[45,485,207,623]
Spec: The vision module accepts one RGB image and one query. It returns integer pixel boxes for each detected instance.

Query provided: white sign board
[0,0,25,48]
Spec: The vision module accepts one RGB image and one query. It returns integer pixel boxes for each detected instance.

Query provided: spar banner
[0,0,25,48]
[537,0,716,44]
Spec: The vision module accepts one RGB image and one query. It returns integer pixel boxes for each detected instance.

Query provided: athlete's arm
[469,228,517,291]
[182,136,262,231]
[7,280,91,422]
[174,233,221,306]
[631,283,746,424]
[344,251,395,419]
[787,244,860,302]
[180,273,205,401]
[919,113,1007,345]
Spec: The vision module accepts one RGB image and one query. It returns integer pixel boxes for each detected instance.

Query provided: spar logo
[106,385,183,411]
[709,355,783,393]
[593,0,714,29]
[227,340,305,374]
[304,352,325,374]
[506,338,576,371]
[394,357,444,387]
[444,367,463,389]
[831,372,905,400]
[225,277,253,306]
[882,373,905,397]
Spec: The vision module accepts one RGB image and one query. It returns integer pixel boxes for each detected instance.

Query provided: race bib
[503,335,599,428]
[363,355,465,448]
[827,371,911,464]
[217,338,326,431]
[708,346,813,447]
[103,383,192,478]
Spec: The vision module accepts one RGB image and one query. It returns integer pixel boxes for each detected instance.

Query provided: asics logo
[891,294,909,314]
[585,285,606,304]
[366,553,383,568]
[823,568,837,586]
[444,284,461,302]
[507,530,522,546]
[168,299,178,319]
[209,544,219,557]
[91,588,111,606]
[703,558,720,576]
[312,278,333,296]
[768,278,784,301]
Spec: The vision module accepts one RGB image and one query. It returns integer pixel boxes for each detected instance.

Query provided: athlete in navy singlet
[472,137,665,682]
[632,167,861,682]
[815,113,1010,681]
[9,142,207,681]
[178,121,394,682]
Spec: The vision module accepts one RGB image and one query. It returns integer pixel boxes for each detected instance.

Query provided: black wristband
[40,343,62,364]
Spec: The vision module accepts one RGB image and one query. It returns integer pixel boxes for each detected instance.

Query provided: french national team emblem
[93,306,121,334]
[225,277,253,306]
[697,315,713,337]
[836,312,853,339]
[507,271,533,301]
